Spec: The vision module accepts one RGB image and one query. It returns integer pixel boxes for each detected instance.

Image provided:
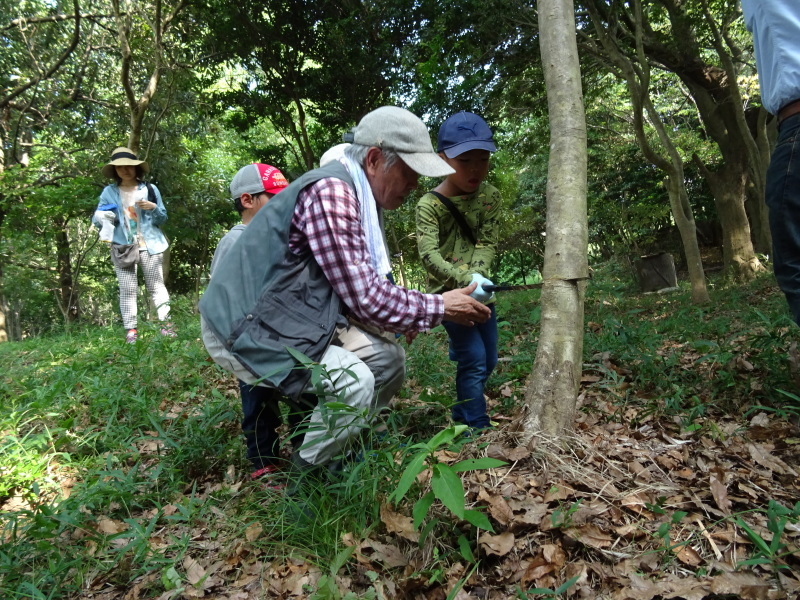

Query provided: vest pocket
[228,290,340,399]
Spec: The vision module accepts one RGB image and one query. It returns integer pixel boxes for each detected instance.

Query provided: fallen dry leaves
[80,391,798,600]
[22,354,799,600]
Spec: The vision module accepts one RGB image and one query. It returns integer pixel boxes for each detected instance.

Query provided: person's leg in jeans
[239,380,283,472]
[767,113,800,325]
[442,304,498,429]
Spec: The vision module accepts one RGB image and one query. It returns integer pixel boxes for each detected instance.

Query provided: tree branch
[2,12,114,31]
[0,0,82,109]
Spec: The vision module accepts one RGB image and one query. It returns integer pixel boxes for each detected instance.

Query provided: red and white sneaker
[125,328,138,344]
[250,465,285,491]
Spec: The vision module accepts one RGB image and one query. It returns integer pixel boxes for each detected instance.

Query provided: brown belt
[778,98,800,124]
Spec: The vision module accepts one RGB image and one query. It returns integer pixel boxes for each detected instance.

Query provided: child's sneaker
[250,465,285,491]
[160,323,177,337]
[125,328,137,344]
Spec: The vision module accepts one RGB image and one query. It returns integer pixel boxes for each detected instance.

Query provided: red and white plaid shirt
[289,177,444,333]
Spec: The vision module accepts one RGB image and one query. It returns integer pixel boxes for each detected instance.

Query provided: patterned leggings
[113,249,170,329]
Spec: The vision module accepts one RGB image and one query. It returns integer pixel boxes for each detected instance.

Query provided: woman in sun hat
[92,146,174,343]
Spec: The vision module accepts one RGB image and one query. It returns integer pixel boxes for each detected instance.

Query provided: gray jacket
[199,162,353,399]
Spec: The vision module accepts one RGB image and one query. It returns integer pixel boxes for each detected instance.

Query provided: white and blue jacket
[92,182,169,254]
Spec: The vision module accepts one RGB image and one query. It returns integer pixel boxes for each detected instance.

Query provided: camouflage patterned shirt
[416,181,502,294]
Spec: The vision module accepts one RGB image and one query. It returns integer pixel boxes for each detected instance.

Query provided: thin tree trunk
[0,201,7,342]
[521,0,588,441]
[664,175,709,303]
[0,269,7,343]
[55,218,80,322]
[387,224,408,288]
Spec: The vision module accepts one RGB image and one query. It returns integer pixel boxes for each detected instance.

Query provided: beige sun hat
[101,147,149,179]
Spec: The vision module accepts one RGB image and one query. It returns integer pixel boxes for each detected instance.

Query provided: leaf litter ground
[4,273,800,599]
[91,382,798,600]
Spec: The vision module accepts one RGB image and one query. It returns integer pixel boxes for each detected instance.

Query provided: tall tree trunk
[584,0,766,282]
[54,217,80,322]
[746,186,771,255]
[758,113,774,252]
[697,158,762,280]
[650,0,764,281]
[521,0,588,440]
[689,110,764,281]
[585,0,710,304]
[746,108,774,255]
[112,0,186,154]
[700,0,771,258]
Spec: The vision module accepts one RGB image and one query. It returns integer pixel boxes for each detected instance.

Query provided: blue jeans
[767,112,800,325]
[442,304,498,429]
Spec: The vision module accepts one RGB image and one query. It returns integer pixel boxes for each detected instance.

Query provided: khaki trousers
[201,318,405,465]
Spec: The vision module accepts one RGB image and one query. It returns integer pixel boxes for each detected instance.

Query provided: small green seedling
[390,425,506,535]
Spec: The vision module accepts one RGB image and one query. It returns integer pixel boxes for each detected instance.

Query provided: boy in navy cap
[416,111,502,431]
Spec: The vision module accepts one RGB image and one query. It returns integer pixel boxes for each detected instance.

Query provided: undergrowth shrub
[0,313,244,597]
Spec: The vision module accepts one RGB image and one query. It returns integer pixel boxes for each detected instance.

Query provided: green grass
[580,264,799,423]
[0,318,245,596]
[1,264,798,597]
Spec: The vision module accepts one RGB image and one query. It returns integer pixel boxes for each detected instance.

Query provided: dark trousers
[239,381,312,471]
[767,112,800,325]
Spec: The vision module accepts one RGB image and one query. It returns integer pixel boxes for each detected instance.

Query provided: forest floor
[1,264,799,599]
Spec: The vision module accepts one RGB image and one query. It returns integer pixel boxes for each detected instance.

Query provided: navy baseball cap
[437,111,496,158]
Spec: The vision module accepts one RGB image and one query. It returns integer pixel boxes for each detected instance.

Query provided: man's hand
[442,283,492,326]
[404,331,418,344]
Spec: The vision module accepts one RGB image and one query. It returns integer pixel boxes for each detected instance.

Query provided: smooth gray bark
[521,0,588,440]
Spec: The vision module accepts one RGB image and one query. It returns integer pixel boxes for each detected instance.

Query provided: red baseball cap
[230,163,289,199]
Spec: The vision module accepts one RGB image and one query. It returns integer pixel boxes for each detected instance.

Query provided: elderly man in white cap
[200,107,490,482]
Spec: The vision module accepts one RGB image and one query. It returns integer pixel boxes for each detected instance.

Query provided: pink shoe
[125,328,137,344]
[160,323,177,337]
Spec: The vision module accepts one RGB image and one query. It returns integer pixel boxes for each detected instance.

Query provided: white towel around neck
[340,155,392,277]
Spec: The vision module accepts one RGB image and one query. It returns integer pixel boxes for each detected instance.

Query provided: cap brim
[398,152,455,177]
[442,140,497,158]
